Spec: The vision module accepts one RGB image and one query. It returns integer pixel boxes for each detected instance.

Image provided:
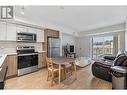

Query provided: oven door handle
[18,53,38,56]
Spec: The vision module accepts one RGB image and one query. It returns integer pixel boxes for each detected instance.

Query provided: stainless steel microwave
[17,32,36,42]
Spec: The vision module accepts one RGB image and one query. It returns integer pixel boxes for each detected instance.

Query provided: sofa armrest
[104,56,116,61]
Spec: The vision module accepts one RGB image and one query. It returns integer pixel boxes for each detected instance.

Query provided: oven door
[17,53,38,69]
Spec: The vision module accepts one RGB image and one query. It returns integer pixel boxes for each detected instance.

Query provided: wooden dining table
[52,57,77,88]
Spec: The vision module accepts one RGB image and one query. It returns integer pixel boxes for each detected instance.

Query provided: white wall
[61,33,75,55]
[75,36,91,57]
[62,33,75,46]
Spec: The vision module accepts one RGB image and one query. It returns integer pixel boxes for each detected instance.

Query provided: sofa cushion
[122,59,127,67]
[94,60,112,68]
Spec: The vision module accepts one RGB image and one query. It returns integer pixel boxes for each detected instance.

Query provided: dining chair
[45,56,64,86]
[63,62,75,79]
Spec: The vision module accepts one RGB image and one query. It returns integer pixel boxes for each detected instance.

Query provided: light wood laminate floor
[5,64,112,89]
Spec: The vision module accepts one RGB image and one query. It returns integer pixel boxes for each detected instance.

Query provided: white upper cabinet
[28,27,36,34]
[0,21,6,41]
[37,29,44,42]
[28,27,44,42]
[0,21,44,42]
[6,23,17,41]
[16,25,28,33]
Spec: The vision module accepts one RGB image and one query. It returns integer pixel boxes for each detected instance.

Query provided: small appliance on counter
[17,46,38,76]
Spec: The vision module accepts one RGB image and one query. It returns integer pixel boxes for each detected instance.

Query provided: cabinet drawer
[38,53,47,68]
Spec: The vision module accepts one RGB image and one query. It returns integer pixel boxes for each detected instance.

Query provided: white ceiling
[15,6,127,32]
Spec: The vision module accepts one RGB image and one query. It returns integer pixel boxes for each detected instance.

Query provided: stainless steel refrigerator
[48,37,60,58]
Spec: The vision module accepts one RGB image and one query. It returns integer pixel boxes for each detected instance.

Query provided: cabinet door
[28,27,44,42]
[37,29,44,42]
[38,53,47,68]
[16,25,28,32]
[0,21,6,41]
[47,29,59,38]
[28,27,36,34]
[42,52,47,67]
[47,30,53,37]
[6,23,17,41]
[53,31,59,38]
[38,53,43,69]
[7,55,17,77]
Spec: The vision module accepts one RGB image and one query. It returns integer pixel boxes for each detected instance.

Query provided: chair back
[45,56,54,69]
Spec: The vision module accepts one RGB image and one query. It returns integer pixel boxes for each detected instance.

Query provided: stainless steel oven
[17,46,38,76]
[17,32,36,42]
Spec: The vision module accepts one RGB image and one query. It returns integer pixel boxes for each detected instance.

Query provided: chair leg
[62,66,66,80]
[51,71,54,86]
[71,63,75,76]
[64,68,67,79]
[47,70,50,81]
[73,64,77,80]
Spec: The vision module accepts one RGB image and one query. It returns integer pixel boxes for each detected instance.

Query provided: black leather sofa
[92,53,127,82]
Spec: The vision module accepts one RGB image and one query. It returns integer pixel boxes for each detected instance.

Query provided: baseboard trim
[6,74,17,80]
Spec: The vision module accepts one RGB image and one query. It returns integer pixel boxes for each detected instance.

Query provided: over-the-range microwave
[17,32,37,42]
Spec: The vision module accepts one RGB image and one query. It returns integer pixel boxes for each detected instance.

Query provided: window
[92,36,113,58]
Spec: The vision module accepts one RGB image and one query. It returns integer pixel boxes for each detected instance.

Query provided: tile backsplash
[0,41,43,54]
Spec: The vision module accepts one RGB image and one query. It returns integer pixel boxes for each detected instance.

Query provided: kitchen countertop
[6,53,17,55]
[38,51,47,53]
[0,54,7,68]
[0,53,17,68]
